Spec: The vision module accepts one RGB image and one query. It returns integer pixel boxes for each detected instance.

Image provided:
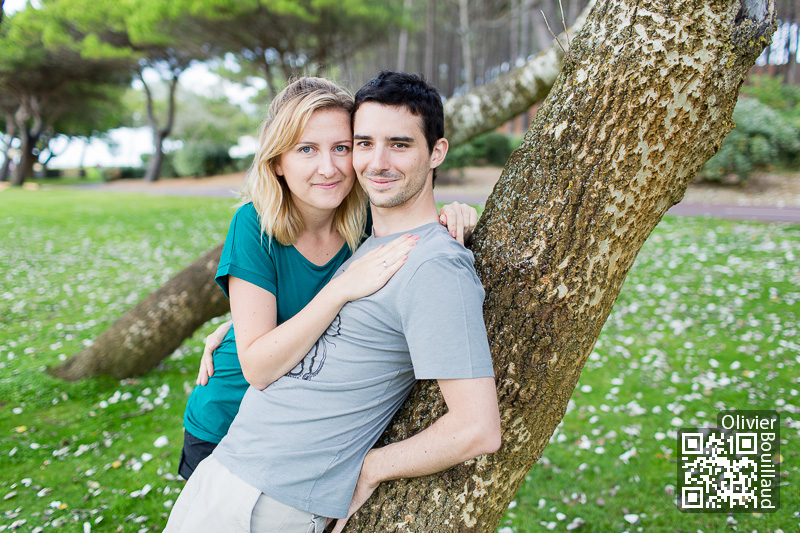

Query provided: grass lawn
[1,189,798,532]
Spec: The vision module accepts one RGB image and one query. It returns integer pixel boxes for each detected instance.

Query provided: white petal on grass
[580,384,592,393]
[566,517,586,531]
[130,484,152,498]
[153,436,169,448]
[623,513,639,524]
[619,447,637,464]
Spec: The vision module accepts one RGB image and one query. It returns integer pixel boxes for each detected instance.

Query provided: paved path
[76,183,800,223]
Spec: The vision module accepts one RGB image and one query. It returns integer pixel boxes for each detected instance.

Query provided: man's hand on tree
[330,451,380,533]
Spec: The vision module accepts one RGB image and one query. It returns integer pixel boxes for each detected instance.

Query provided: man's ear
[429,138,449,169]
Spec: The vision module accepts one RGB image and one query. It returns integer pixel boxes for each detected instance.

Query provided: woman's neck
[293,206,345,266]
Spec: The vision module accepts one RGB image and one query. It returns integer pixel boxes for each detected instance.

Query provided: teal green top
[183,203,354,443]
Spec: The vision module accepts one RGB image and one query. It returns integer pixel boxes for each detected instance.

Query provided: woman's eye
[299,146,313,154]
[333,145,350,153]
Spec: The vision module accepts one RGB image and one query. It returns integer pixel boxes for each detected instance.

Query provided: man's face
[352,103,445,208]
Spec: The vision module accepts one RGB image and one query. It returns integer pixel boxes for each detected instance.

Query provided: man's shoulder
[411,223,475,267]
[397,223,480,291]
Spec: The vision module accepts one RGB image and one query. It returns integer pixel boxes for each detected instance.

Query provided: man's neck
[370,186,439,238]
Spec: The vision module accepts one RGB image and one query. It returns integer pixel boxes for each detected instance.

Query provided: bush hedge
[700,96,800,182]
[172,140,233,178]
[440,132,519,170]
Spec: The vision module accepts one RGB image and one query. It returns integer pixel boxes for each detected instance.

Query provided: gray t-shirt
[213,222,494,519]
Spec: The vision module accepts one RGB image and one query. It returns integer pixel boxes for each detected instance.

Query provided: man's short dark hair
[354,71,445,184]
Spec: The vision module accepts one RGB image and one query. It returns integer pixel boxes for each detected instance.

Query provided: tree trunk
[345,1,775,530]
[0,111,15,182]
[458,0,474,89]
[11,130,37,186]
[424,0,435,82]
[510,0,520,61]
[141,69,180,183]
[49,244,230,380]
[50,7,593,382]
[144,131,166,183]
[396,0,412,71]
[0,152,10,182]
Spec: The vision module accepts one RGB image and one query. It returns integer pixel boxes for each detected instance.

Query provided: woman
[179,77,476,480]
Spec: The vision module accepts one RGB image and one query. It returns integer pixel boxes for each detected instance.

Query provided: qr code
[677,411,780,513]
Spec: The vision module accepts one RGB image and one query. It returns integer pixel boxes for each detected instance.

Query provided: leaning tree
[52,0,774,530]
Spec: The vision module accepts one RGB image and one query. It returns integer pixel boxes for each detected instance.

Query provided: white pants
[164,455,326,533]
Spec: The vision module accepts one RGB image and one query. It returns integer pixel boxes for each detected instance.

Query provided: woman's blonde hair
[240,77,366,252]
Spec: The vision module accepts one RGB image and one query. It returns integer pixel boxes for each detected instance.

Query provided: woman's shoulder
[233,202,258,220]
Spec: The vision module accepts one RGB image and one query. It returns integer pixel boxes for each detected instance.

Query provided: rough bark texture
[50,19,587,381]
[49,244,230,380]
[444,1,593,147]
[345,0,775,530]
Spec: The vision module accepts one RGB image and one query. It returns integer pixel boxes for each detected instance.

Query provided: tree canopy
[0,4,133,184]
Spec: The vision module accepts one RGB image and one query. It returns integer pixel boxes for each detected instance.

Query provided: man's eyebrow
[353,134,372,140]
[389,136,415,143]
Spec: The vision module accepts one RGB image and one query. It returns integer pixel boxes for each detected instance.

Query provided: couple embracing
[165,71,501,533]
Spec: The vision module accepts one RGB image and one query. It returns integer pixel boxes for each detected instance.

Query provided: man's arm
[332,377,501,532]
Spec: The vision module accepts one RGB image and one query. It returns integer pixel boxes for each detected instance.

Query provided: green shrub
[230,154,254,173]
[172,140,233,177]
[440,131,517,170]
[101,166,146,181]
[700,97,800,182]
[740,74,800,129]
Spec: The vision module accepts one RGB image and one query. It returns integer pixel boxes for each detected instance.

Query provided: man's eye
[356,141,371,148]
[393,143,408,149]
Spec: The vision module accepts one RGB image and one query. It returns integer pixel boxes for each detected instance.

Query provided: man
[165,71,501,533]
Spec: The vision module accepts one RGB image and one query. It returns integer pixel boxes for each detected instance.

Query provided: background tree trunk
[50,7,593,382]
[49,244,230,380]
[11,130,38,186]
[345,0,775,530]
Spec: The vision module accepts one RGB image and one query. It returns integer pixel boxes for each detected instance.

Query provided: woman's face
[275,108,356,217]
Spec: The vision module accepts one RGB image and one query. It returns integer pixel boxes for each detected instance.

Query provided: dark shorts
[178,429,218,480]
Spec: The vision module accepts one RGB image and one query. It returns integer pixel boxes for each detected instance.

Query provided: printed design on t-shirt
[286,315,340,380]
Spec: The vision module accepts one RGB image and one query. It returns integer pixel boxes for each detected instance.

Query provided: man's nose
[367,148,390,173]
